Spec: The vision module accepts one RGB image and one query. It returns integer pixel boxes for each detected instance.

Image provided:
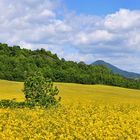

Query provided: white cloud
[104,9,140,31]
[73,30,113,46]
[0,0,140,72]
[40,9,55,17]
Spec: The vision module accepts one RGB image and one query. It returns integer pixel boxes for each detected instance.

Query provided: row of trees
[0,43,140,89]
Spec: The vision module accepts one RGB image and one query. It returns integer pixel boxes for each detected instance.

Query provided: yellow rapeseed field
[0,80,140,139]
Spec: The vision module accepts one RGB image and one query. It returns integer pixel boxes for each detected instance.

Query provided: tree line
[0,43,140,89]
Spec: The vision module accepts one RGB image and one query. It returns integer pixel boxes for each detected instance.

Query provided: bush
[23,71,61,108]
[0,99,16,108]
[0,71,61,108]
[0,99,25,108]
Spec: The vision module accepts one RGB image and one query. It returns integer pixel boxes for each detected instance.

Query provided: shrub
[0,99,25,108]
[0,71,61,108]
[23,71,60,108]
[0,99,16,108]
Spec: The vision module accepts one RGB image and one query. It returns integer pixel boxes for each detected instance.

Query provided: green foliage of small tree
[0,71,60,108]
[23,71,60,108]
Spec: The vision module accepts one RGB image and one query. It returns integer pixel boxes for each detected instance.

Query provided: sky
[65,0,140,15]
[0,0,140,73]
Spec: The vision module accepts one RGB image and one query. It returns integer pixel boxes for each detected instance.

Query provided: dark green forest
[0,43,140,89]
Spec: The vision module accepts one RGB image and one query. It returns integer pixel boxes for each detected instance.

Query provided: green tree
[23,71,60,107]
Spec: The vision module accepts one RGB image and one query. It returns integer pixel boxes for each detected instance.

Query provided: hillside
[0,43,140,89]
[1,80,140,104]
[92,60,140,79]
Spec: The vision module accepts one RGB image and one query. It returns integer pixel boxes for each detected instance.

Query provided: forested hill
[92,60,140,79]
[0,43,140,89]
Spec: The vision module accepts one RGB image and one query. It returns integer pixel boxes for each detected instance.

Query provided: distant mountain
[92,60,140,79]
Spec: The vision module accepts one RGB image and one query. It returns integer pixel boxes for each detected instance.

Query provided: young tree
[23,71,60,107]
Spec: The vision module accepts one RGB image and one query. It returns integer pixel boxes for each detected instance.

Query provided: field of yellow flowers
[0,80,140,139]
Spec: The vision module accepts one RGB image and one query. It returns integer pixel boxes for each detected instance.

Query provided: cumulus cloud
[0,0,140,72]
[104,9,140,31]
[73,30,114,46]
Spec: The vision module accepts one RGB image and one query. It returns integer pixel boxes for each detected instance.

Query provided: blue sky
[0,0,140,72]
[64,0,140,15]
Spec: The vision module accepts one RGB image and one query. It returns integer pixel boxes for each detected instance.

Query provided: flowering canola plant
[0,103,140,140]
[0,80,140,139]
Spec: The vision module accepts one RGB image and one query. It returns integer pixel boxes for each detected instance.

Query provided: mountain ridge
[92,60,140,79]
